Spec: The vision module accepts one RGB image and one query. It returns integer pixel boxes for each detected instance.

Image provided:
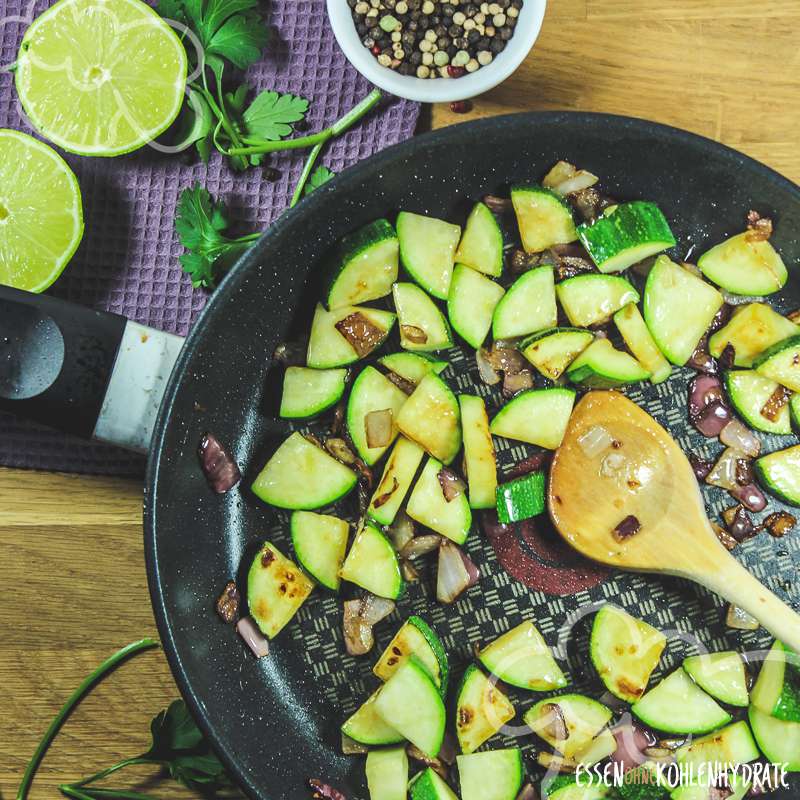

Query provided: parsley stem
[290,141,324,208]
[59,786,97,800]
[69,758,152,789]
[63,789,157,800]
[16,638,159,800]
[192,83,248,171]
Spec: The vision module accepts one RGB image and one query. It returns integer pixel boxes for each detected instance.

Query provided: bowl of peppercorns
[328,0,546,103]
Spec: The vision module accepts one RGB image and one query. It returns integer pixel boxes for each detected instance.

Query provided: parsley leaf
[242,90,309,141]
[304,165,335,195]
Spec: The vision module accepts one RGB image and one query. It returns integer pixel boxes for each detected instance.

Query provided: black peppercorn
[402,30,416,46]
[442,4,454,15]
[490,38,505,53]
[477,36,490,49]
[434,23,447,36]
[398,62,414,75]
[454,36,468,49]
[499,26,512,40]
[447,44,457,57]
[430,14,441,25]
[464,3,479,15]
[409,50,423,65]
[467,29,479,43]
[448,23,462,37]
[437,36,449,49]
[356,22,368,35]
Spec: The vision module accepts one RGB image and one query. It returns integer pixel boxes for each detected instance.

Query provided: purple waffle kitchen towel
[0,0,420,477]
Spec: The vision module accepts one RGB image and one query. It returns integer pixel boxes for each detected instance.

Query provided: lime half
[0,129,84,292]
[15,0,188,157]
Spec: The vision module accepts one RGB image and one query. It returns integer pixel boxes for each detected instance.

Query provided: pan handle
[0,285,184,453]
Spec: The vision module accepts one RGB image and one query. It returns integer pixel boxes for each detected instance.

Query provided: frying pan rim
[143,109,800,800]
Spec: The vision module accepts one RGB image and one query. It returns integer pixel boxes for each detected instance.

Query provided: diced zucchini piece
[455,201,503,277]
[339,522,403,599]
[307,303,396,368]
[455,664,515,754]
[407,456,472,544]
[397,373,462,464]
[632,669,732,734]
[548,781,612,800]
[709,303,799,367]
[511,185,577,253]
[379,352,448,385]
[792,394,800,434]
[566,338,650,388]
[459,395,497,510]
[247,542,314,638]
[643,256,724,365]
[251,432,357,510]
[577,201,676,273]
[279,367,348,419]
[374,655,446,758]
[342,688,404,746]
[495,471,545,524]
[524,695,612,759]
[327,218,399,309]
[368,436,426,526]
[698,231,787,296]
[492,265,557,340]
[489,387,576,449]
[346,365,408,465]
[748,705,800,771]
[683,652,749,707]
[754,334,800,391]
[393,281,454,352]
[557,274,640,328]
[374,615,449,692]
[397,211,461,300]
[366,746,408,800]
[751,640,800,722]
[723,370,792,435]
[590,605,666,702]
[613,303,671,384]
[519,327,594,381]
[676,719,761,769]
[448,264,505,348]
[755,444,800,507]
[457,749,524,800]
[290,510,349,591]
[477,620,566,691]
[410,768,460,800]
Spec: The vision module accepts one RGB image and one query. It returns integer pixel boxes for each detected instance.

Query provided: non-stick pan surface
[145,112,800,800]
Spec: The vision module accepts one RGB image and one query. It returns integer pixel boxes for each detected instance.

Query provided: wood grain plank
[587,0,800,19]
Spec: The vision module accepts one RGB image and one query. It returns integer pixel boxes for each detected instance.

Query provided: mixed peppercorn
[348,0,523,79]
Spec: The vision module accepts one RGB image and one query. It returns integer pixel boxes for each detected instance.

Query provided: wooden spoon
[549,390,800,651]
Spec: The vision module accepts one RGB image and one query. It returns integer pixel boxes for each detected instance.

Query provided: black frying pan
[5,112,800,799]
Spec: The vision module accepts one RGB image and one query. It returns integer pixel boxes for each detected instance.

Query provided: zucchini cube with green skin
[410,767,460,800]
[455,664,515,754]
[406,457,472,544]
[723,370,792,435]
[676,719,761,770]
[613,302,671,384]
[643,256,724,366]
[397,211,461,300]
[307,302,396,368]
[397,372,462,465]
[279,366,347,420]
[496,471,546,524]
[556,274,639,328]
[477,620,566,691]
[367,436,426,526]
[791,394,800,434]
[339,522,403,599]
[577,201,676,273]
[455,201,504,277]
[748,705,800,771]
[524,695,612,759]
[632,669,731,735]
[393,281,454,352]
[698,230,788,297]
[566,338,650,388]
[755,444,800,507]
[457,749,524,800]
[247,542,314,638]
[346,365,409,465]
[750,640,800,721]
[511,185,577,253]
[754,333,800,391]
[547,781,612,800]
[492,265,557,340]
[326,218,399,309]
[709,302,799,367]
[378,352,448,385]
[365,746,408,800]
[459,395,497,510]
[290,511,349,591]
[341,688,404,746]
[374,655,446,758]
[490,387,576,449]
[374,615,449,693]
[682,651,749,708]
[519,327,594,381]
[447,264,505,349]
[251,432,357,510]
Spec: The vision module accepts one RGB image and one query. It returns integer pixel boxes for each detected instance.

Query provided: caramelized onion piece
[437,541,479,603]
[476,348,502,385]
[365,408,393,448]
[688,452,714,481]
[343,595,395,656]
[400,559,420,582]
[722,504,756,541]
[400,324,428,345]
[763,511,796,538]
[688,374,731,437]
[502,368,534,398]
[719,420,760,458]
[578,424,614,458]
[198,432,241,493]
[406,744,448,780]
[746,209,773,241]
[713,522,738,551]
[536,751,576,773]
[718,343,736,369]
[385,371,416,395]
[613,515,641,542]
[308,778,347,800]
[216,581,240,623]
[438,467,466,501]
[540,702,569,740]
[389,511,416,551]
[341,734,368,755]
[335,312,384,357]
[508,451,551,478]
[401,534,443,559]
[325,438,372,486]
[726,603,759,630]
[509,248,541,274]
[482,194,513,214]
[730,482,767,512]
[515,784,540,800]
[610,722,656,772]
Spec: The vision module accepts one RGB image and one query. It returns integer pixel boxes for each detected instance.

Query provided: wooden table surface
[2,2,799,797]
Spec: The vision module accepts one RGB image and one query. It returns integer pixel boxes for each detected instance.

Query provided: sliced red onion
[688,375,731,437]
[688,452,714,481]
[386,371,416,395]
[485,342,528,375]
[722,504,756,541]
[388,511,416,551]
[719,420,760,457]
[400,559,420,582]
[726,603,759,631]
[730,482,767,512]
[400,324,428,344]
[198,432,241,493]
[696,400,733,437]
[502,368,534,398]
[308,779,347,800]
[216,581,240,623]
[553,171,600,196]
[325,438,372,486]
[341,733,368,755]
[365,408,393,448]
[509,248,541,274]
[763,511,796,538]
[507,451,551,478]
[343,595,395,656]
[482,194,513,214]
[709,303,733,333]
[335,312,385,357]
[406,744,448,779]
[569,187,607,223]
[476,348,502,385]
[542,160,577,189]
[400,534,442,559]
[236,616,269,658]
[609,722,656,772]
[718,343,736,369]
[687,345,718,374]
[438,467,466,502]
[613,515,641,542]
[438,732,457,766]
[706,447,742,491]
[577,424,614,458]
[436,541,479,604]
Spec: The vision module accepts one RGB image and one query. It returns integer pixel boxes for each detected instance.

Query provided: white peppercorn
[507,5,519,16]
[433,49,450,65]
[452,49,470,66]
[452,10,466,24]
[463,18,476,29]
[492,12,506,26]
[465,57,479,72]
[378,52,392,66]
[395,0,408,11]
[419,38,432,51]
[422,0,435,12]
[424,28,437,41]
[422,51,434,64]
[416,64,431,77]
[477,49,492,65]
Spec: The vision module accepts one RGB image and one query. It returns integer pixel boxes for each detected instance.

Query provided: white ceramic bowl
[327,0,547,103]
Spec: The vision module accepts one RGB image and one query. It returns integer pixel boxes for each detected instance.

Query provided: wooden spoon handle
[698,554,800,652]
